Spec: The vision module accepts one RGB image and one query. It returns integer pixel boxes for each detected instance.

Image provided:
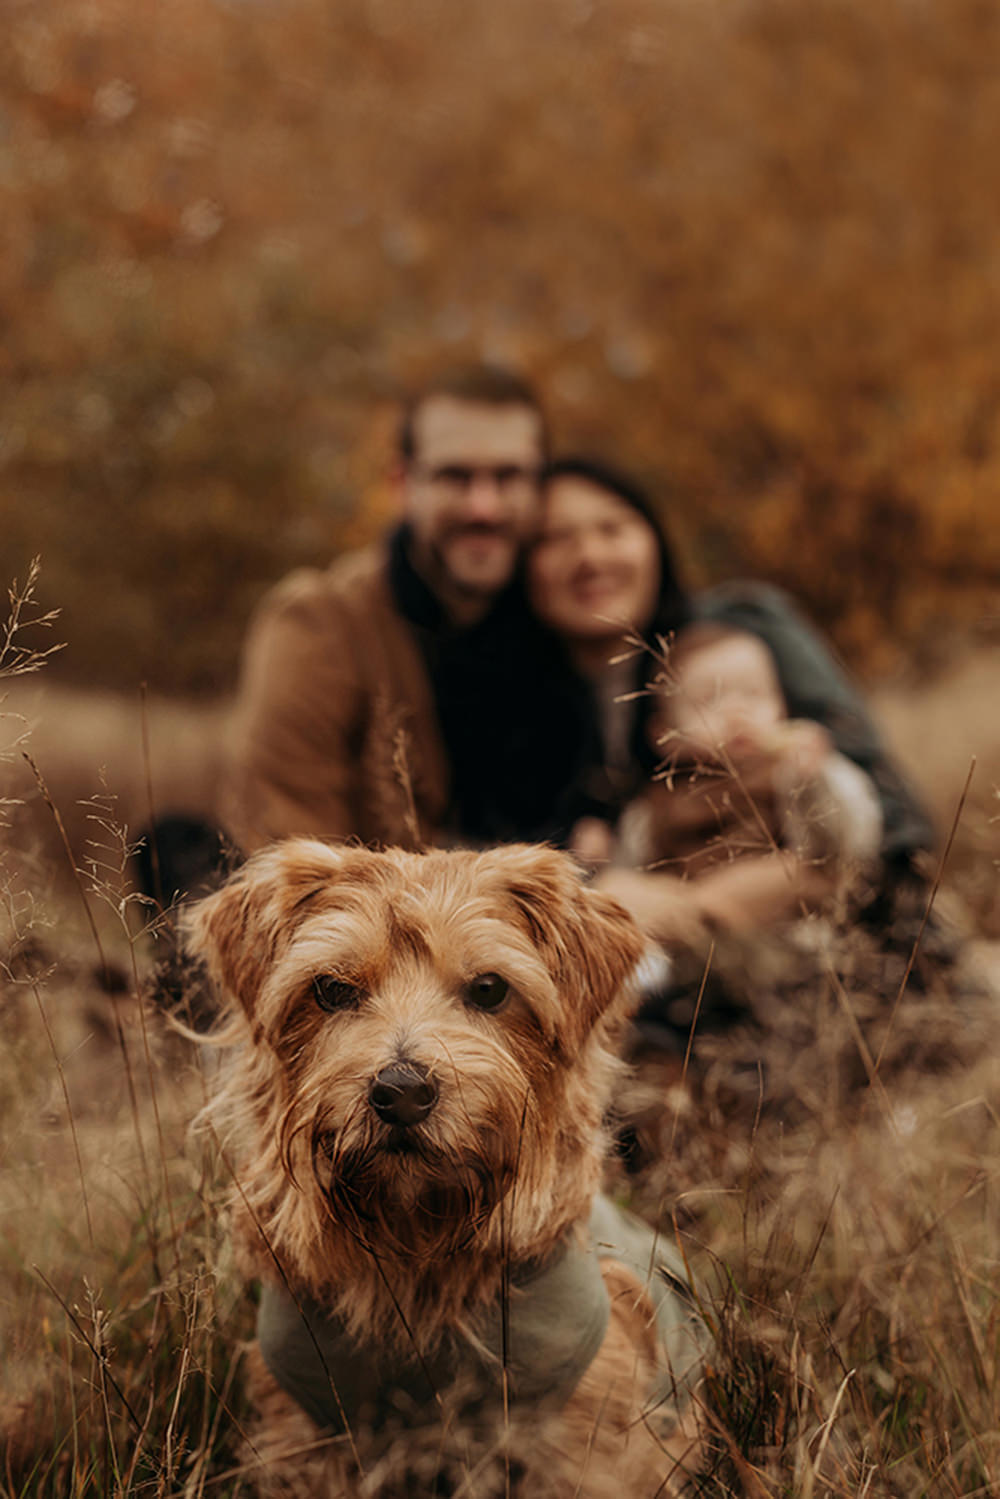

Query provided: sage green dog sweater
[257,1195,706,1435]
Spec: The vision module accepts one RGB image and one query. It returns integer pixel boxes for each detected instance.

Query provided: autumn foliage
[3,0,999,692]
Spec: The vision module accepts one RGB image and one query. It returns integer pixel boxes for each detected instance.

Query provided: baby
[573,622,883,883]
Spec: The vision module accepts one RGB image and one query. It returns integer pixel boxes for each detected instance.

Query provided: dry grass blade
[873,757,978,1077]
[28,979,94,1248]
[210,1128,367,1479]
[33,1270,145,1438]
[0,560,64,682]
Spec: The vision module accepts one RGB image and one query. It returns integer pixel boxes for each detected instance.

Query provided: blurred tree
[2,0,998,692]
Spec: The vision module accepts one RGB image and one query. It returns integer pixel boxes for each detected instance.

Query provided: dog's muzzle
[368,1062,439,1128]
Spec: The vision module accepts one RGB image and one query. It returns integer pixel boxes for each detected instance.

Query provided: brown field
[1,640,998,1495]
[3,0,1000,1489]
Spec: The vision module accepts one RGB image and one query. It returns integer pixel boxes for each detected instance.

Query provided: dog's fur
[189,839,704,1496]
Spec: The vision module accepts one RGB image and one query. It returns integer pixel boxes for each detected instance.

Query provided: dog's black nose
[368,1063,439,1127]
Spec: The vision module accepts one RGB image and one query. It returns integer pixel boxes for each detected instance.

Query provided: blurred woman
[528,458,690,841]
[528,456,932,945]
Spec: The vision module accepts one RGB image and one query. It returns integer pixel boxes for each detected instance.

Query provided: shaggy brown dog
[189,839,706,1496]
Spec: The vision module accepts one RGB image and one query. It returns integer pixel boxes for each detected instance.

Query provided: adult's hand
[686,852,834,933]
[596,853,835,945]
[594,867,712,949]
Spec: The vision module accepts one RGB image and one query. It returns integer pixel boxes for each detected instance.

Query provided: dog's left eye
[464,973,510,1012]
[313,975,363,1012]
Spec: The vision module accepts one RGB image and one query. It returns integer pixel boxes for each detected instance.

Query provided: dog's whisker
[277,1107,312,1185]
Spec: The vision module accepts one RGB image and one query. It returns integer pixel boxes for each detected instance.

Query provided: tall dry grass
[0,976,250,1497]
[1,567,252,1495]
[2,571,999,1496]
[4,795,999,1496]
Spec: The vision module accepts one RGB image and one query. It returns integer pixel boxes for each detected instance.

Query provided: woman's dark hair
[541,455,691,642]
[536,454,694,799]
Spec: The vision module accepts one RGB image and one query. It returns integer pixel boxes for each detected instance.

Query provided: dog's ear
[492,845,646,1058]
[185,839,350,1019]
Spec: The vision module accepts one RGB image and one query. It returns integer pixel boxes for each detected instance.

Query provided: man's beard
[427,524,518,598]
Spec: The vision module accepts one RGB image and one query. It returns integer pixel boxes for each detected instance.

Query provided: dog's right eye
[313,976,363,1013]
[464,973,510,1013]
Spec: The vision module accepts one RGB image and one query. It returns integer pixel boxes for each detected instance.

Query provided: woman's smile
[529,477,662,646]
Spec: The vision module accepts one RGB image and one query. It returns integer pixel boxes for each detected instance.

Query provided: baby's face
[667,633,786,754]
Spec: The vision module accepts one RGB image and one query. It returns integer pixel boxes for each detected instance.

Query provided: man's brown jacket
[224,544,450,852]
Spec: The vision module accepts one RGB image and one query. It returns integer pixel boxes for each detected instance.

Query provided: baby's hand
[771,719,832,782]
[569,816,616,868]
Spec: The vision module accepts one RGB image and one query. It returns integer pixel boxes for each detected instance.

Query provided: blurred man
[224,365,552,851]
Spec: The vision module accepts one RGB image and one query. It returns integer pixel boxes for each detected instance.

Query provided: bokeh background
[5,0,1000,699]
[2,11,1000,1490]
